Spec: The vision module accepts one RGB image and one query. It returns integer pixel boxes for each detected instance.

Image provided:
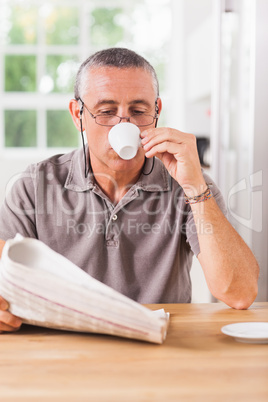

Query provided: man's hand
[141,128,206,195]
[0,296,22,333]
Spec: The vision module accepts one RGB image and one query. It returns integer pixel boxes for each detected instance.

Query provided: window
[0,0,171,151]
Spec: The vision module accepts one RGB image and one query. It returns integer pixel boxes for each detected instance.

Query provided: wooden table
[0,302,267,402]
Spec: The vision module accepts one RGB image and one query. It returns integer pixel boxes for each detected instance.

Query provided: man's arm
[191,196,259,309]
[141,127,259,309]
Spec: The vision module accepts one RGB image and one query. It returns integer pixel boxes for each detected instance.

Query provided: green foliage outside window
[5,110,37,147]
[46,55,78,93]
[5,4,38,45]
[47,111,79,148]
[45,7,79,45]
[2,2,169,148]
[90,8,124,46]
[5,55,36,92]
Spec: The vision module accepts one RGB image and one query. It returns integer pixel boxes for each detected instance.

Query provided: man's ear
[156,97,162,116]
[154,97,162,128]
[69,99,82,131]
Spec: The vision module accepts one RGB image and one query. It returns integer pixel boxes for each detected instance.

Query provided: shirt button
[112,214,118,221]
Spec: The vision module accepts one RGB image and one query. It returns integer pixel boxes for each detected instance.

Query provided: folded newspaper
[0,235,169,343]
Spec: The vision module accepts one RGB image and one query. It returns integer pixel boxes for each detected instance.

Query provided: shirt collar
[64,146,171,193]
[134,157,171,192]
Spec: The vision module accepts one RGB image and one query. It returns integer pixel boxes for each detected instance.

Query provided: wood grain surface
[0,302,267,402]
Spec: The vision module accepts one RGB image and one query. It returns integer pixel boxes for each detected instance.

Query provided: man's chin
[108,147,143,162]
[108,153,145,172]
[89,148,145,173]
[109,157,140,169]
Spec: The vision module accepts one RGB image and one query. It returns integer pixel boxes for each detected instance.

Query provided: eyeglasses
[78,97,159,127]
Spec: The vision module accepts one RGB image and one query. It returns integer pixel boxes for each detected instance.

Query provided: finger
[141,128,190,143]
[140,127,174,139]
[0,321,22,333]
[142,131,194,151]
[0,296,9,310]
[140,127,155,138]
[0,310,22,329]
[144,141,183,158]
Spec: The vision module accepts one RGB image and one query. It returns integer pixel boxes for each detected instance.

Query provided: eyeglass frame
[77,97,159,127]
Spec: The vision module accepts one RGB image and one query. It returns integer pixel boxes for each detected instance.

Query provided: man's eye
[132,110,145,115]
[99,110,116,116]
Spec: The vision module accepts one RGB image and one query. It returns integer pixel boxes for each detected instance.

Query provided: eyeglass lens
[95,114,155,127]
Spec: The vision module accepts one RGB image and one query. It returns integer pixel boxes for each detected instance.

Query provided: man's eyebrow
[129,100,152,107]
[93,99,152,108]
[93,100,118,107]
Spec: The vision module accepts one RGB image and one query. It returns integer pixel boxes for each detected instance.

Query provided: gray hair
[74,47,159,100]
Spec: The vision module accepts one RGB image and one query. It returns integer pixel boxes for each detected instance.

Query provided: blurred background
[0,0,267,302]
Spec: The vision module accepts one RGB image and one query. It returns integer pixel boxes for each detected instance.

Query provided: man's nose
[119,116,131,123]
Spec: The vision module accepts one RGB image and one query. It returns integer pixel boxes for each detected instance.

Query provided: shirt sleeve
[185,172,228,256]
[0,165,38,241]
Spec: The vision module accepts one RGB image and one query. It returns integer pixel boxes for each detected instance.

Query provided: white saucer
[221,322,268,344]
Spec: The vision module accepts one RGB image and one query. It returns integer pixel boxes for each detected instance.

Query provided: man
[0,48,259,333]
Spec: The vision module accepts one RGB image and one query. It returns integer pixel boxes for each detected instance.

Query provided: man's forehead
[85,66,155,92]
[82,66,156,107]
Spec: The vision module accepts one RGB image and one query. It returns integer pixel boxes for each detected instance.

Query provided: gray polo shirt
[0,148,226,303]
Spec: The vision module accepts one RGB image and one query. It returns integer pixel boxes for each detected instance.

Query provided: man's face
[80,66,161,173]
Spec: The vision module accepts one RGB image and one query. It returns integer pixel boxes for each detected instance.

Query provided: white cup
[108,122,141,160]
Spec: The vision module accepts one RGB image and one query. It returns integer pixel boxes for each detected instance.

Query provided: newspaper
[0,235,169,343]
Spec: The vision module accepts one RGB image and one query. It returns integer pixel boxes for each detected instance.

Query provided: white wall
[251,0,268,301]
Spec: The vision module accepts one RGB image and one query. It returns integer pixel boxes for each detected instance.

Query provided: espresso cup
[108,122,141,160]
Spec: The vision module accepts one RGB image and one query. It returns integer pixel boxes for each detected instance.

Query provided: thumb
[0,296,9,310]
